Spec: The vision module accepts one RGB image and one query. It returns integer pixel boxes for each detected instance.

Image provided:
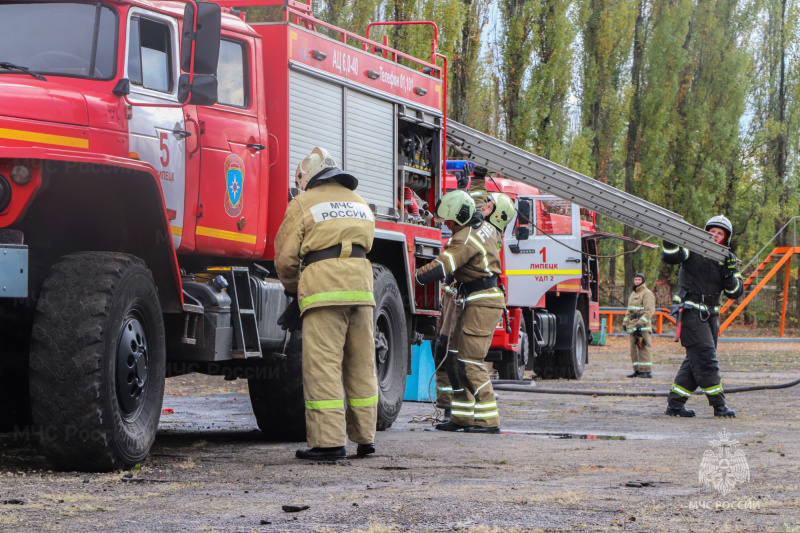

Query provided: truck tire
[247,330,306,441]
[498,318,528,380]
[554,310,587,379]
[372,265,408,430]
[29,253,165,471]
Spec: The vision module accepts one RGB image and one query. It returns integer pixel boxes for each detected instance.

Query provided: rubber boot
[637,372,652,379]
[435,421,467,432]
[665,405,696,417]
[466,426,500,434]
[356,443,376,456]
[627,371,641,378]
[295,446,346,461]
[714,405,736,418]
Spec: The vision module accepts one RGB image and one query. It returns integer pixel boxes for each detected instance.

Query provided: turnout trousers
[667,310,726,408]
[433,294,461,409]
[629,331,653,372]
[302,305,378,448]
[446,305,503,428]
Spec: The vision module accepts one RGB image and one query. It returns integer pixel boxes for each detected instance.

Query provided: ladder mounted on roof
[446,121,729,262]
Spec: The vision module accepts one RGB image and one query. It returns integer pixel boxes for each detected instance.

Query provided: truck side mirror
[178,74,218,105]
[515,199,531,241]
[181,2,221,75]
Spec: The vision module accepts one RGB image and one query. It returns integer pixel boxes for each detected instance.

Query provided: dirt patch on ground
[1,336,799,532]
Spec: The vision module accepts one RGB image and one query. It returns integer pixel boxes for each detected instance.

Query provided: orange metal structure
[600,308,676,335]
[719,247,800,336]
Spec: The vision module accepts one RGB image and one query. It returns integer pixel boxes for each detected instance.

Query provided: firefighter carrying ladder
[446,121,730,263]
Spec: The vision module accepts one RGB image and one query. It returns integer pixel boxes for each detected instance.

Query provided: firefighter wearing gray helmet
[416,190,505,434]
[274,147,378,460]
[622,273,655,378]
[662,215,742,418]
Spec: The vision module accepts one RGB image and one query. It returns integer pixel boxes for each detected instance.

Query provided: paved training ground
[1,336,799,532]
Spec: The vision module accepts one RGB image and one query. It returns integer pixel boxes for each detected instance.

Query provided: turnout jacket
[622,284,655,331]
[415,219,505,308]
[662,241,744,307]
[274,181,375,314]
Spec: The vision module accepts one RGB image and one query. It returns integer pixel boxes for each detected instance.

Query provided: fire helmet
[486,192,515,232]
[704,215,733,246]
[295,147,358,191]
[434,190,475,226]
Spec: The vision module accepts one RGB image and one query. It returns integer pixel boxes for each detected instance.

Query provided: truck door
[193,36,263,259]
[504,196,582,307]
[125,10,186,250]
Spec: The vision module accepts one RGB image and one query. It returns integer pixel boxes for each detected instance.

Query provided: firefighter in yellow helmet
[274,147,378,460]
[416,190,505,433]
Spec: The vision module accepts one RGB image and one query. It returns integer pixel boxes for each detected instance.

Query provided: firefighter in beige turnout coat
[622,273,655,378]
[274,147,378,461]
[416,190,506,433]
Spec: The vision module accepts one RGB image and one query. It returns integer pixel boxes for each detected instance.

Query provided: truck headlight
[0,175,10,211]
[10,163,31,185]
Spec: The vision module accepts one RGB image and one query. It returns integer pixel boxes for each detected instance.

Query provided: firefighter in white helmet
[662,215,742,418]
[415,190,506,433]
[274,147,378,460]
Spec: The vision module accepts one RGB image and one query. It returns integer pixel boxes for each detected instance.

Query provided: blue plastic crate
[404,341,437,402]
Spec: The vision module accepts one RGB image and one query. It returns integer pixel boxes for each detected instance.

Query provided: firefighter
[662,215,743,418]
[274,147,378,460]
[431,192,515,419]
[415,190,506,433]
[622,273,655,378]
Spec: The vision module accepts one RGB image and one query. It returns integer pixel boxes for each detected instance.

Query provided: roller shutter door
[345,90,395,210]
[288,70,343,182]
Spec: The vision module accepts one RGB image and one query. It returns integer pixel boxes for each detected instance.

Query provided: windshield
[0,2,117,80]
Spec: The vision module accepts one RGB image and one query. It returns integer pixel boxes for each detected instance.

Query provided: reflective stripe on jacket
[274,181,375,313]
[415,220,504,308]
[622,284,655,330]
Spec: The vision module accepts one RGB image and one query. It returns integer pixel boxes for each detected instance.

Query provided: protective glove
[723,251,738,279]
[277,291,302,331]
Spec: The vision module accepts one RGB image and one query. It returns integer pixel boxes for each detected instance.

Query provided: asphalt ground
[1,336,799,532]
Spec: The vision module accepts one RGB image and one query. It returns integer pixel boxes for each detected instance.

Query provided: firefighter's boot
[627,371,641,378]
[295,446,346,461]
[638,372,652,378]
[435,421,467,432]
[356,443,376,456]
[714,405,736,418]
[665,405,696,417]
[466,426,500,434]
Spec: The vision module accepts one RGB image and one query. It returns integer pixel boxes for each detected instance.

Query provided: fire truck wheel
[554,310,587,379]
[498,319,528,380]
[29,253,165,471]
[247,330,306,441]
[372,265,408,431]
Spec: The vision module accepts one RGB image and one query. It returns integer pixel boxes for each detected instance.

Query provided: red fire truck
[0,0,451,470]
[443,165,601,381]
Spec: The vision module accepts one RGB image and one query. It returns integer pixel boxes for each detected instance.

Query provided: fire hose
[491,377,800,397]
